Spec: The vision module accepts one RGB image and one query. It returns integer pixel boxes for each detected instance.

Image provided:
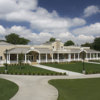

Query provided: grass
[43,62,100,73]
[49,78,100,100]
[0,78,18,100]
[0,64,61,75]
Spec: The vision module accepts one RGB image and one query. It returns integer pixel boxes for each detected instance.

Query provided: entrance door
[27,55,34,62]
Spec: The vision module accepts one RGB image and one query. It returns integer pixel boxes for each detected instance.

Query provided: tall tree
[49,37,56,42]
[92,37,100,51]
[64,40,75,46]
[5,33,30,45]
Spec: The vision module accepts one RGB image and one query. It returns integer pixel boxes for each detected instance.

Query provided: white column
[90,53,91,60]
[74,53,75,60]
[25,54,27,63]
[93,53,95,59]
[86,53,88,60]
[46,53,47,62]
[52,53,54,62]
[68,53,71,62]
[17,54,19,64]
[57,53,59,63]
[96,53,98,60]
[39,53,41,63]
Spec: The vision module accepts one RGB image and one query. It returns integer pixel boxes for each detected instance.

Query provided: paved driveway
[0,74,100,100]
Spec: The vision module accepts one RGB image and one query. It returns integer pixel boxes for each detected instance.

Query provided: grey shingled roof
[5,48,30,54]
[5,47,53,54]
[0,41,13,45]
[85,49,100,53]
[4,47,100,54]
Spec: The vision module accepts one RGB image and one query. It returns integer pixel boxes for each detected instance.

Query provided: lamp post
[81,48,85,74]
[5,49,8,73]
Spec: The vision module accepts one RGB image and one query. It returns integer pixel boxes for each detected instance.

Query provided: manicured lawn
[49,78,100,100]
[43,62,100,74]
[0,78,18,100]
[0,64,60,75]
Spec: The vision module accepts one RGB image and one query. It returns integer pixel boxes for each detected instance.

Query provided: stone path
[34,64,83,76]
[1,74,100,100]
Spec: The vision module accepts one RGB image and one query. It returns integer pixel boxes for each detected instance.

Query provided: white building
[0,39,100,65]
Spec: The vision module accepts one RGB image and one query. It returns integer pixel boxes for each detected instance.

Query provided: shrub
[28,72,31,75]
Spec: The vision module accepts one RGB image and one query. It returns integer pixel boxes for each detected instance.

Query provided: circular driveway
[0,74,100,100]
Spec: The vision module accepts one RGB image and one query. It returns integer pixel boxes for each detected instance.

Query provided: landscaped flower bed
[0,64,66,76]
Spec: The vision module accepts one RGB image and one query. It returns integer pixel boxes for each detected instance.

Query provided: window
[0,56,2,60]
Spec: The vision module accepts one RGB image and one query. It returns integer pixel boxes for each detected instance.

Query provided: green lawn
[43,62,100,74]
[49,78,100,100]
[0,64,60,75]
[0,78,18,100]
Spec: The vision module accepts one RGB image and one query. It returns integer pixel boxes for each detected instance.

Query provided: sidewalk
[86,61,100,64]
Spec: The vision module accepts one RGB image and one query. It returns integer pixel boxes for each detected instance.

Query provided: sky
[0,0,100,45]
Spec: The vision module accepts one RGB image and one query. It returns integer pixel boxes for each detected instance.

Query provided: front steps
[31,62,38,65]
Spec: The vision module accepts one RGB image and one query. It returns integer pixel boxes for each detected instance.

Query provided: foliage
[81,42,93,48]
[92,37,100,51]
[64,40,75,46]
[49,37,56,42]
[18,53,24,66]
[0,64,62,75]
[5,33,30,45]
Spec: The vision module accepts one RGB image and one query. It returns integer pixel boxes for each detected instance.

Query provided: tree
[49,37,56,42]
[92,37,100,51]
[64,40,75,46]
[81,42,92,48]
[5,33,30,45]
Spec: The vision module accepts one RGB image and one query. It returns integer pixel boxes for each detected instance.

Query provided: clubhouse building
[0,39,100,65]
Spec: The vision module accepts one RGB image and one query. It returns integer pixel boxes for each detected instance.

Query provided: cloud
[0,1,97,45]
[72,23,100,36]
[0,0,86,33]
[84,5,100,17]
[0,25,95,45]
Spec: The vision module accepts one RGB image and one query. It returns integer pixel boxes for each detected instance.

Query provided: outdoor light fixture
[81,48,85,74]
[5,49,8,73]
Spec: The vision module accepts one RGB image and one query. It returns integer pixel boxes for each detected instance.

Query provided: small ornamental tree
[18,53,24,69]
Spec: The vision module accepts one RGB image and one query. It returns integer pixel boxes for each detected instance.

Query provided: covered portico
[4,47,100,64]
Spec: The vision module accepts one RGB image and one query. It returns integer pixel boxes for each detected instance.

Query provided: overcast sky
[0,0,100,45]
